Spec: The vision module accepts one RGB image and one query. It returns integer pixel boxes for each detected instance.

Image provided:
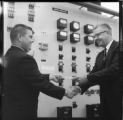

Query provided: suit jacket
[2,46,65,120]
[85,41,121,120]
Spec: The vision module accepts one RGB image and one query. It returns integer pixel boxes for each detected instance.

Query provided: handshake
[50,74,90,99]
[64,85,81,99]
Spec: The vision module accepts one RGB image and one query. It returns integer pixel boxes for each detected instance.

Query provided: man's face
[93,26,108,47]
[20,29,34,52]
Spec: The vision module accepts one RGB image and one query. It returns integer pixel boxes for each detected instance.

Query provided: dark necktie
[104,48,107,58]
[102,48,107,67]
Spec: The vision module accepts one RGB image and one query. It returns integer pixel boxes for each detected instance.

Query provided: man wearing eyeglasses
[72,23,121,120]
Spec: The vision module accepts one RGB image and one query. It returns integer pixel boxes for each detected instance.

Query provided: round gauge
[73,22,79,29]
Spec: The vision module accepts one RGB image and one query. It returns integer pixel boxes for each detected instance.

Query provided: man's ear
[18,34,22,42]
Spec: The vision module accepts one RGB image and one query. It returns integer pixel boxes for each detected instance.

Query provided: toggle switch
[71,63,77,73]
[59,45,63,51]
[72,76,79,86]
[86,57,91,62]
[72,55,76,61]
[72,101,78,108]
[86,63,91,73]
[72,79,76,86]
[29,3,34,9]
[58,77,64,87]
[58,61,64,73]
[59,54,64,60]
[86,48,91,54]
[28,14,35,22]
[72,47,76,52]
[59,66,63,73]
[8,9,14,18]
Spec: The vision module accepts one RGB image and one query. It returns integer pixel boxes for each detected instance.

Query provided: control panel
[3,2,119,118]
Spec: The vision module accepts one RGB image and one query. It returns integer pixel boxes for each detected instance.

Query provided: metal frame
[70,2,119,17]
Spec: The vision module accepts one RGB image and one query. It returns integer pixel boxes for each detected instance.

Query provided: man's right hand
[72,76,90,94]
[64,86,81,99]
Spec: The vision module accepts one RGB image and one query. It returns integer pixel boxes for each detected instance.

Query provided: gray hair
[94,23,112,35]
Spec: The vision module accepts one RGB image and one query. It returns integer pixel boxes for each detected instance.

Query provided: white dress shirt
[105,40,113,53]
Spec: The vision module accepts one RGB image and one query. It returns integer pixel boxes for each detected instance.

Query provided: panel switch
[72,55,76,61]
[86,63,91,73]
[59,54,64,60]
[59,45,63,51]
[71,63,77,73]
[58,61,64,73]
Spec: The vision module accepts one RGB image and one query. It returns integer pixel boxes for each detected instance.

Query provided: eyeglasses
[93,31,108,39]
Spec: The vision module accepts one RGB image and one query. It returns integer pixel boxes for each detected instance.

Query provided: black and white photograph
[0,2,123,120]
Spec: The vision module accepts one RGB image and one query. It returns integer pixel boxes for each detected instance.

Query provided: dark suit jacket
[83,41,121,120]
[2,46,65,120]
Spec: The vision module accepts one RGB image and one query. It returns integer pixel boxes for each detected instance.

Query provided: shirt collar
[106,40,113,52]
[12,45,25,52]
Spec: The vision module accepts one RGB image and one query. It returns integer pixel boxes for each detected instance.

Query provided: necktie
[104,48,107,58]
[102,48,107,68]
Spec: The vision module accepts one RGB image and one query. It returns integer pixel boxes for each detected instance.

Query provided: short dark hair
[10,24,34,42]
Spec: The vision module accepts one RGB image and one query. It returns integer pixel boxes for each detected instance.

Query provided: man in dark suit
[2,24,81,120]
[72,23,122,120]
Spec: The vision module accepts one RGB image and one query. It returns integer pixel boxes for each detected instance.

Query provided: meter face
[60,31,67,36]
[74,33,80,38]
[73,22,79,29]
[60,19,67,24]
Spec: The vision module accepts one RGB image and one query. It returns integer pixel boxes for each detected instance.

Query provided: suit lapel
[105,41,118,65]
[107,41,117,55]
